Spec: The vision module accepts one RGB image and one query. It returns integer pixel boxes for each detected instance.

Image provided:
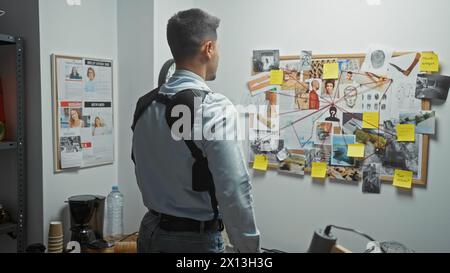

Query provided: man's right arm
[200,93,260,253]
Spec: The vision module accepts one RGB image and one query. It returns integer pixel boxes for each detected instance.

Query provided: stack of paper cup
[48,221,64,253]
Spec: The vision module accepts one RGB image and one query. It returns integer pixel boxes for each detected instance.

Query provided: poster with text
[53,55,114,171]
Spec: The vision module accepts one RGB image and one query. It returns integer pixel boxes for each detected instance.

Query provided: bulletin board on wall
[247,50,438,187]
[51,55,115,172]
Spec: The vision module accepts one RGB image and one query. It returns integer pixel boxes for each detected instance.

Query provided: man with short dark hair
[132,9,260,253]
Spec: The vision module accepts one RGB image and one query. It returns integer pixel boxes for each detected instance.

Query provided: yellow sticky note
[397,124,415,142]
[347,143,365,158]
[362,112,379,129]
[311,162,327,178]
[323,63,339,79]
[253,155,269,171]
[393,169,413,189]
[420,52,439,72]
[270,70,284,85]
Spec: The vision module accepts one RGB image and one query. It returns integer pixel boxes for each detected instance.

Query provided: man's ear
[203,41,214,59]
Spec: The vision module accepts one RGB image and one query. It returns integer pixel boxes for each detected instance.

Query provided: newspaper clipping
[54,56,114,170]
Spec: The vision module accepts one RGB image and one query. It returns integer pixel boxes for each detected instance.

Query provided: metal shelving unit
[0,141,17,150]
[0,223,17,237]
[0,33,26,252]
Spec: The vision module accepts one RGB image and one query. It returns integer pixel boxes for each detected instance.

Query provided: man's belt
[150,209,224,233]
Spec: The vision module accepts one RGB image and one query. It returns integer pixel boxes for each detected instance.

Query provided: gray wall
[0,0,43,251]
[38,0,119,245]
[117,0,155,233]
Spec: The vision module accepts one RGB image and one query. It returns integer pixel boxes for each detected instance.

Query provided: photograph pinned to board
[83,59,113,101]
[306,78,322,109]
[331,135,356,167]
[339,84,360,110]
[415,74,450,101]
[305,148,322,168]
[338,59,360,73]
[321,79,338,100]
[399,111,436,135]
[328,166,362,183]
[342,112,363,135]
[276,147,290,162]
[249,129,280,153]
[249,132,284,166]
[387,53,423,119]
[52,55,114,171]
[310,58,338,79]
[324,106,342,123]
[278,150,306,176]
[299,50,312,71]
[383,119,422,179]
[314,121,333,145]
[249,98,280,132]
[362,163,381,194]
[58,58,84,100]
[361,45,393,76]
[59,102,86,129]
[247,72,281,97]
[279,60,306,91]
[60,136,82,169]
[313,144,332,164]
[389,52,421,77]
[253,50,280,73]
[82,102,114,166]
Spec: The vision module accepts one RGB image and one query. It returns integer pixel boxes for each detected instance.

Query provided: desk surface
[84,233,138,253]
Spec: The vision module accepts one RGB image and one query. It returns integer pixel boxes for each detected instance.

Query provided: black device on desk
[307,225,414,253]
[67,195,106,250]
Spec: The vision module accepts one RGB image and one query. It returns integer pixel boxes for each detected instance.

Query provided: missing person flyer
[55,56,114,170]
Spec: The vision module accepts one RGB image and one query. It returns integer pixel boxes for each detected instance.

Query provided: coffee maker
[68,195,105,249]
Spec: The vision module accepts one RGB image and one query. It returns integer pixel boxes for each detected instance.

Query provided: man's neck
[176,62,207,81]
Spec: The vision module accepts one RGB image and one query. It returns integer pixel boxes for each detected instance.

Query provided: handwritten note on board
[420,52,439,72]
[393,169,413,189]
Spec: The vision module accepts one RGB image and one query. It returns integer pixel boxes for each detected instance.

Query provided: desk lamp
[307,225,412,253]
[308,225,377,253]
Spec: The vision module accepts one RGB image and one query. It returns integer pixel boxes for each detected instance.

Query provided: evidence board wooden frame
[253,52,429,186]
[51,54,115,172]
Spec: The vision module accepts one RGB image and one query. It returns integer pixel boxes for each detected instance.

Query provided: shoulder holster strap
[131,87,219,220]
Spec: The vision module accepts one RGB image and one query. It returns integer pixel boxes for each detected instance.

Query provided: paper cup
[48,244,63,248]
[48,221,63,237]
[48,247,63,251]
